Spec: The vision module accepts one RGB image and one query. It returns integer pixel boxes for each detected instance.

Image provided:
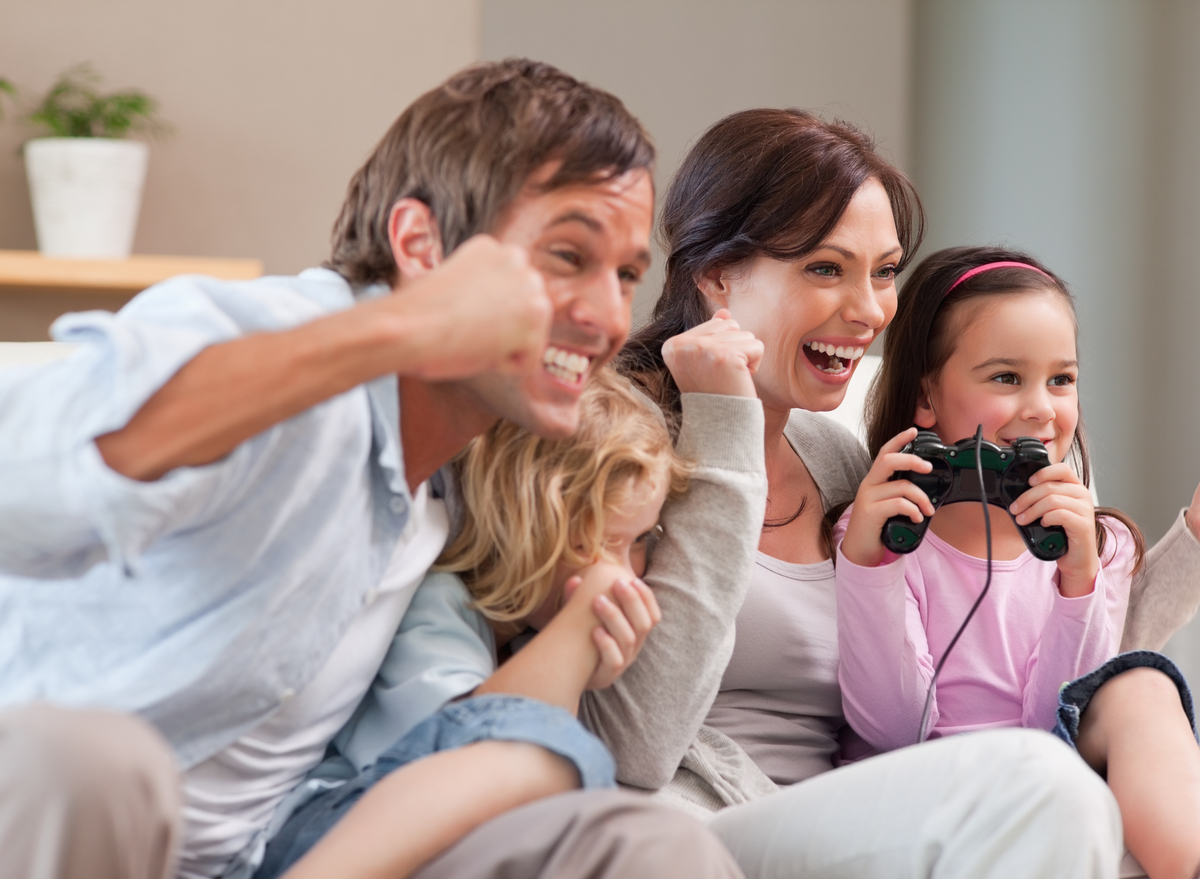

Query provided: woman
[578,108,1200,878]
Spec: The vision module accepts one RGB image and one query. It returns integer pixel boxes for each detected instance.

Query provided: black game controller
[882,430,1068,561]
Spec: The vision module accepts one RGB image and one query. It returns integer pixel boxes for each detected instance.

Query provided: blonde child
[834,246,1200,879]
[255,368,690,879]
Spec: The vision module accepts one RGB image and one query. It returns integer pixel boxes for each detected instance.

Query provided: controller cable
[917,424,993,743]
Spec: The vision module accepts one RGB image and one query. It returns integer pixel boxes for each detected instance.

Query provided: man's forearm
[95,235,552,482]
[95,298,421,481]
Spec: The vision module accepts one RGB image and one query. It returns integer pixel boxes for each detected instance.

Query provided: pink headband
[946,261,1052,296]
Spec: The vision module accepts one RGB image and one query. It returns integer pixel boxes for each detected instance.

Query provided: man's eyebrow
[547,211,602,233]
[547,211,652,267]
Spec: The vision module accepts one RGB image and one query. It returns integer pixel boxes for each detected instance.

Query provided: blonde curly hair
[436,368,691,623]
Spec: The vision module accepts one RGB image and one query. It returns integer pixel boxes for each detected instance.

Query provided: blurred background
[4,0,1200,670]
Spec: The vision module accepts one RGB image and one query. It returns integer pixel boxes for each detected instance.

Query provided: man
[0,59,746,879]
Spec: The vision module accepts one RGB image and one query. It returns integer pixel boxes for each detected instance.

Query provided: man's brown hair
[327,58,655,287]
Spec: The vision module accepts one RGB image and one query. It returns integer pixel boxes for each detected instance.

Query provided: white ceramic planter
[24,137,148,259]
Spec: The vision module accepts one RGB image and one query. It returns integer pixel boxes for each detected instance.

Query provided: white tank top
[177,484,449,878]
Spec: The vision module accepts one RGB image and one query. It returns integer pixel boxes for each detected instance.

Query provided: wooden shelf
[0,250,262,294]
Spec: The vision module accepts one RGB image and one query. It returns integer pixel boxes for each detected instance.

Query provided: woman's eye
[618,267,642,284]
[807,263,840,277]
[875,264,898,280]
[991,372,1019,386]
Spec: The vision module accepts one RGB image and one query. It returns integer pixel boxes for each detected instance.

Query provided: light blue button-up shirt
[0,268,414,768]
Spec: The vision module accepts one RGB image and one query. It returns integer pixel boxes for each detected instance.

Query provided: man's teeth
[803,341,864,374]
[542,346,591,383]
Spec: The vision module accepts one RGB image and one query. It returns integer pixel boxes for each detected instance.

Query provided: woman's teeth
[803,341,865,374]
[542,346,591,384]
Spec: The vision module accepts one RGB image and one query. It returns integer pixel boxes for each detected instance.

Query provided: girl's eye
[1049,374,1076,387]
[991,372,1020,386]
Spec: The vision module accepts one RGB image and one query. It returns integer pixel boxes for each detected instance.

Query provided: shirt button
[390,497,407,514]
[279,688,295,704]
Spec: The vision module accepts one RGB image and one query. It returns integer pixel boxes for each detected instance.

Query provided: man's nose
[561,271,630,342]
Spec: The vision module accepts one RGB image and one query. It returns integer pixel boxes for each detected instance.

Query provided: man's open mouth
[803,341,865,375]
[543,345,591,384]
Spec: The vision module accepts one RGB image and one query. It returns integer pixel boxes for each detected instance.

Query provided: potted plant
[17,64,168,259]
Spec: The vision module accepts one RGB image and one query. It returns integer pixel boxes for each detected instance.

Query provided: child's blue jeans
[1053,649,1197,749]
[253,693,615,879]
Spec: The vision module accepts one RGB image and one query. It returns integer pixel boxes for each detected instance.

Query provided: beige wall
[0,0,480,277]
[482,0,914,324]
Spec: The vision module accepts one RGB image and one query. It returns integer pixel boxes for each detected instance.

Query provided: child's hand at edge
[1187,479,1200,542]
[561,563,662,690]
[1009,462,1099,598]
[841,428,936,568]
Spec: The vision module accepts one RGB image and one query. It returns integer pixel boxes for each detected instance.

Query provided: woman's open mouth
[803,341,865,375]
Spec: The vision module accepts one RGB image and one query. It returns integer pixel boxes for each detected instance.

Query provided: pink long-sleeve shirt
[833,507,1136,753]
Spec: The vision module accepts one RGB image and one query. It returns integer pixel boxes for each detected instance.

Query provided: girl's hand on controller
[841,428,937,568]
[1009,462,1098,598]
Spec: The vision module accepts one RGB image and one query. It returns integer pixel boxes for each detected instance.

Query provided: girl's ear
[387,198,444,288]
[914,379,938,429]
[695,266,730,312]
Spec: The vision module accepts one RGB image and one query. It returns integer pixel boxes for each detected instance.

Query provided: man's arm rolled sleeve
[0,278,290,578]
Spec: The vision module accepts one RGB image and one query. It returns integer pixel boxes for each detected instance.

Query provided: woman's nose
[842,275,888,329]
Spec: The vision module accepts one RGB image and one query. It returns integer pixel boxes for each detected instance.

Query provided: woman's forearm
[579,393,767,790]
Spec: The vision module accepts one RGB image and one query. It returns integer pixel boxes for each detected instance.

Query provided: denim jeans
[254,694,614,879]
[1052,650,1198,748]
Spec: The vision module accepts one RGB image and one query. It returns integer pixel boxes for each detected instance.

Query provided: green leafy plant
[27,64,168,138]
[0,78,14,120]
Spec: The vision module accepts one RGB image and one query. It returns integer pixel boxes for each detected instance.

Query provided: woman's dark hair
[619,107,923,416]
[867,245,1144,572]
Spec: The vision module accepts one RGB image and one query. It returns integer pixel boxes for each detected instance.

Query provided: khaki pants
[0,704,181,879]
[0,705,744,879]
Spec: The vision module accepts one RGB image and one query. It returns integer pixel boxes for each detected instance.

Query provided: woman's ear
[387,198,444,288]
[695,266,731,312]
[914,379,938,429]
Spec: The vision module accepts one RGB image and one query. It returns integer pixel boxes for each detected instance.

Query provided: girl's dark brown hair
[619,108,924,417]
[867,245,1144,572]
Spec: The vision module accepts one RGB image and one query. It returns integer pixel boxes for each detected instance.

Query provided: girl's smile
[916,289,1080,466]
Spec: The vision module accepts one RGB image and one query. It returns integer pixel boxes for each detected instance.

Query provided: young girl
[835,246,1200,879]
[254,368,691,879]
